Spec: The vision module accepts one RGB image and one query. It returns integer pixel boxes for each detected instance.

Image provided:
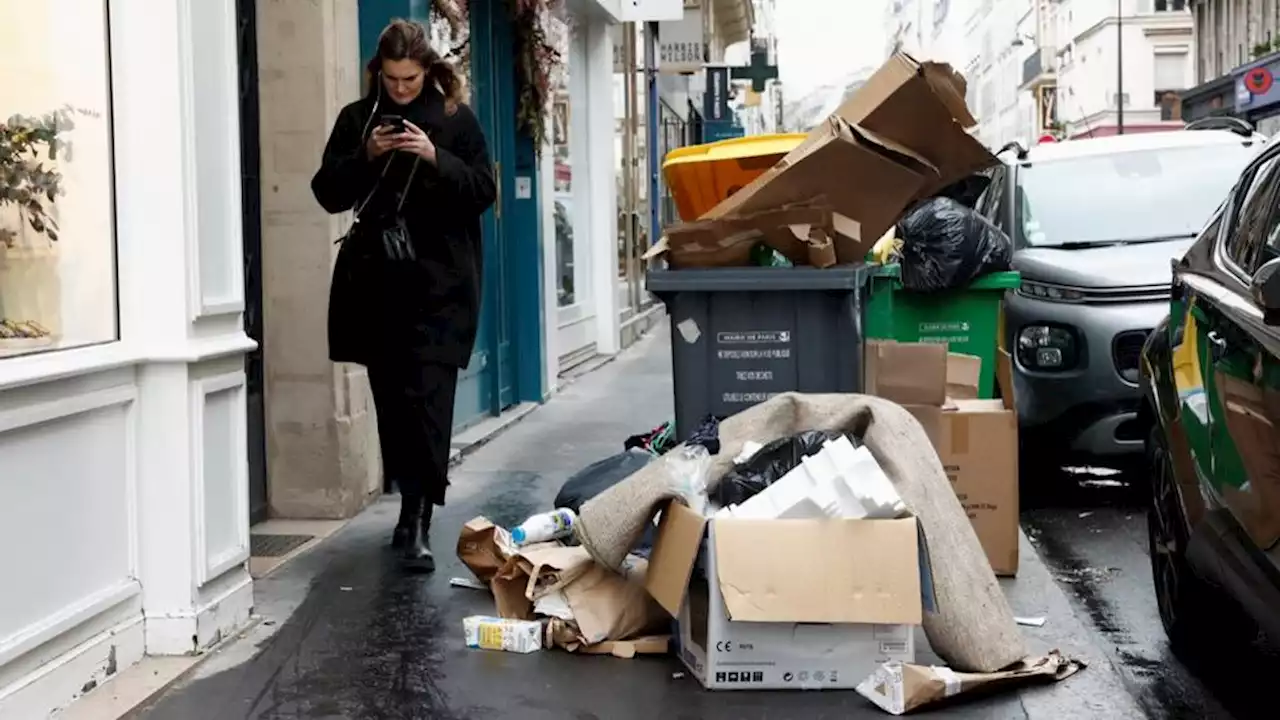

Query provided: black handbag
[327,154,422,363]
[334,154,422,261]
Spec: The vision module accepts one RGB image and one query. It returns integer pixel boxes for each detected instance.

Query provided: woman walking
[311,19,496,571]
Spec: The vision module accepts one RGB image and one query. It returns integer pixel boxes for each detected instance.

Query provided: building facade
[890,0,1192,148]
[0,0,255,715]
[1183,0,1280,135]
[1052,0,1192,139]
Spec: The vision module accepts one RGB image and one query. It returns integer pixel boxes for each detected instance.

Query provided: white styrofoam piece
[723,436,907,522]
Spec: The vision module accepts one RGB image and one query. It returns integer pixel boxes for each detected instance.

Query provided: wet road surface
[1023,469,1280,720]
[134,332,1127,719]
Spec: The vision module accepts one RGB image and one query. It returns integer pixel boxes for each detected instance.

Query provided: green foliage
[0,107,93,247]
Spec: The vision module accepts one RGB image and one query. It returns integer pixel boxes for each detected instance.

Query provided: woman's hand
[366,125,399,159]
[395,120,437,164]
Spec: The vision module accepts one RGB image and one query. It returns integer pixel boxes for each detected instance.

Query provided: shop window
[1155,91,1183,121]
[0,1,117,359]
[550,17,574,307]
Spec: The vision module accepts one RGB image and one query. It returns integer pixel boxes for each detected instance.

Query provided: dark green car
[1140,136,1280,651]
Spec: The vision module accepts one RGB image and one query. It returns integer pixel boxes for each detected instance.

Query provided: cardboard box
[646,202,850,269]
[865,342,1020,576]
[647,503,929,691]
[936,399,1019,576]
[647,53,996,270]
[828,53,996,201]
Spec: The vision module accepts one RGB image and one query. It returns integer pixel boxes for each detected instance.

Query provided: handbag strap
[397,156,422,214]
[351,158,394,225]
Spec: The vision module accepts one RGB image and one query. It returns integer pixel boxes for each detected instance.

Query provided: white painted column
[112,0,255,657]
[586,16,622,355]
[540,123,560,391]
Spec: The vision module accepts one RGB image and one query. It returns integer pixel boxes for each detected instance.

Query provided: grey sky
[776,0,888,95]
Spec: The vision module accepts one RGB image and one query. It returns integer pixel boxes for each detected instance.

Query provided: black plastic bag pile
[712,430,853,508]
[897,196,1013,292]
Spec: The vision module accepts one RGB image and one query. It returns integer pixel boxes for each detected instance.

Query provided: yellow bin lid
[662,133,806,222]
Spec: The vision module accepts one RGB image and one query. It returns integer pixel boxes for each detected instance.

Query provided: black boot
[402,497,435,573]
[390,491,414,549]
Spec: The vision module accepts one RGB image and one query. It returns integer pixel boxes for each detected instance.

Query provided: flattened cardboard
[713,518,924,625]
[645,502,707,616]
[646,203,851,269]
[701,118,937,263]
[831,53,996,200]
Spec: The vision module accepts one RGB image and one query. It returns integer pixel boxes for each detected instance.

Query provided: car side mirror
[1250,257,1280,325]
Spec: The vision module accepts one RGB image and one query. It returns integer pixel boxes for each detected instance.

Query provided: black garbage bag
[555,449,660,556]
[897,196,1013,292]
[712,430,852,508]
[555,449,656,514]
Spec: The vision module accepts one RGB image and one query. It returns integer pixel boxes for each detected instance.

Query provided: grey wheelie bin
[647,265,874,441]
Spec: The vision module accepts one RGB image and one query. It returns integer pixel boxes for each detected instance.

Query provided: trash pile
[452,51,1083,715]
[643,52,1013,293]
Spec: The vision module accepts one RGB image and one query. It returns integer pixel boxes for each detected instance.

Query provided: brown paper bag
[490,543,667,648]
[456,517,517,584]
[857,651,1084,715]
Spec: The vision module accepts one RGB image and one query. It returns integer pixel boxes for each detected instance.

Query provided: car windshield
[1015,142,1257,248]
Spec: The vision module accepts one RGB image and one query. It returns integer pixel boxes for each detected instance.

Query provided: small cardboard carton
[645,503,933,691]
[864,341,1020,576]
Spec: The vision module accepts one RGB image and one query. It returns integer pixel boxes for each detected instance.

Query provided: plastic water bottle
[511,508,577,546]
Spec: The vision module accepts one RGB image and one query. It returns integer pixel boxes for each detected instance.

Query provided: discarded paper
[856,651,1084,715]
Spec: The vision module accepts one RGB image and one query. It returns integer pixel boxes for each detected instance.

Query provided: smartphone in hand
[379,114,406,134]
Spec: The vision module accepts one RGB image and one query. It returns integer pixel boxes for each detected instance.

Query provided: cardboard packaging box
[645,503,932,691]
[864,341,1020,576]
[648,202,852,269]
[649,52,997,269]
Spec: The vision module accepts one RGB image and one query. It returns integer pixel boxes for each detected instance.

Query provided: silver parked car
[972,120,1263,474]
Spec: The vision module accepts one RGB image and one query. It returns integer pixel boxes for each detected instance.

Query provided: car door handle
[1207,330,1228,359]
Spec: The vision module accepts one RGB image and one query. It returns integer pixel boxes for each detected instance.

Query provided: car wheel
[1146,426,1254,651]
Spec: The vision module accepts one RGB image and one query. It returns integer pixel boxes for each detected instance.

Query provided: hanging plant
[440,0,562,153]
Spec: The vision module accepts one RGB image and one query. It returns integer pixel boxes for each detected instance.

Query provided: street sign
[704,122,744,142]
[704,66,731,123]
[658,6,705,74]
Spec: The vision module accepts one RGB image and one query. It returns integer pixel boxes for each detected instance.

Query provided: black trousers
[367,359,460,506]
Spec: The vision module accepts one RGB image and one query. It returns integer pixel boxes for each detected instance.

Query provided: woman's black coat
[312,88,497,369]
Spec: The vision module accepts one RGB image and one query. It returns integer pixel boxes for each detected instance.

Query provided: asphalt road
[1023,468,1280,720]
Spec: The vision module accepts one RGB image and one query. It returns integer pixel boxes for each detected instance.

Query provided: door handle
[494,161,502,221]
[1206,330,1228,360]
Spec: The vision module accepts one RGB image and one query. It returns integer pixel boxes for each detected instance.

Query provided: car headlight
[1019,280,1085,302]
[1017,325,1080,371]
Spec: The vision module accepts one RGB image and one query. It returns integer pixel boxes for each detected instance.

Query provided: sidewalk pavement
[133,328,1146,720]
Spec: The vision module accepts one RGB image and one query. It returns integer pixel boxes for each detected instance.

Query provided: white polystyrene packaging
[722,436,907,521]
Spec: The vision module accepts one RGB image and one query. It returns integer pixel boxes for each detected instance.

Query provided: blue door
[454,0,518,427]
[359,1,540,431]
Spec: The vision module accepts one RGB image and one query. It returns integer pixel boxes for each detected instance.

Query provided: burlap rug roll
[575,392,1027,673]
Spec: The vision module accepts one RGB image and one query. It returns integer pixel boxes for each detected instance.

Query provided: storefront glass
[551,16,574,307]
[0,0,118,359]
